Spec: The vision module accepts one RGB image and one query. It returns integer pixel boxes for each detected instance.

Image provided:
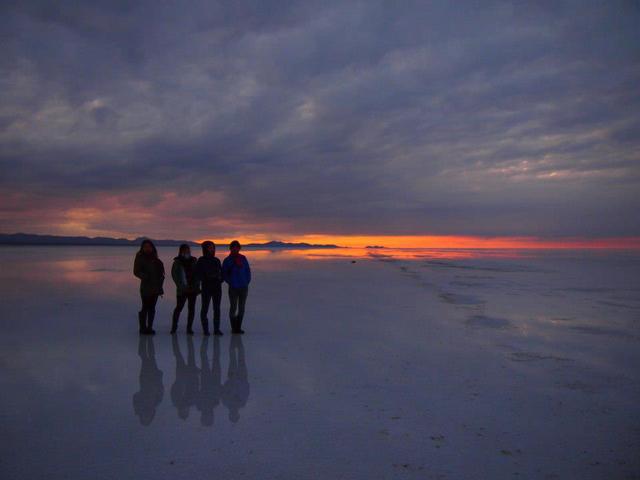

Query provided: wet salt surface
[0,246,639,479]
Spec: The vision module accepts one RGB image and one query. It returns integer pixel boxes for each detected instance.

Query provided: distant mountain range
[0,233,340,249]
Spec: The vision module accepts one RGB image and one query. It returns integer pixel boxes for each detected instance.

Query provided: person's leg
[146,294,159,334]
[212,286,222,334]
[186,294,197,334]
[172,294,187,333]
[200,291,212,335]
[236,287,248,333]
[228,287,239,331]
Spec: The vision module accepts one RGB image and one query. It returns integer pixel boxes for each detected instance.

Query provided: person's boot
[147,311,156,335]
[170,311,179,334]
[235,315,245,334]
[213,317,223,336]
[138,311,146,334]
[231,316,244,334]
[201,318,211,336]
[186,316,195,335]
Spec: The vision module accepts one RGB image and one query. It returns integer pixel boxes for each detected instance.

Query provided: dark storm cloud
[1,0,639,237]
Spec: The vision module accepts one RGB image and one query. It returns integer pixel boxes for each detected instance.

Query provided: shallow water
[0,246,639,479]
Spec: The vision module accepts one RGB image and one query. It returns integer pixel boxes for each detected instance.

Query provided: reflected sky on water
[0,246,639,479]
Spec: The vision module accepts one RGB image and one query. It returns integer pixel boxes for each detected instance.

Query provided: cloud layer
[1,0,639,239]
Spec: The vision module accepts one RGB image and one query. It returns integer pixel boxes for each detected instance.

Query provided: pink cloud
[0,187,289,239]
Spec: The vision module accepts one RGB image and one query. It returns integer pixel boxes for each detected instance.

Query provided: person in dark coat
[195,241,223,336]
[133,335,164,426]
[133,239,165,335]
[171,244,200,334]
[221,240,251,334]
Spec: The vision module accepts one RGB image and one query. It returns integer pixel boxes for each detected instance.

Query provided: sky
[1,1,639,247]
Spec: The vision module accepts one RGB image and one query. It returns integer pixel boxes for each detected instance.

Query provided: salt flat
[0,246,638,479]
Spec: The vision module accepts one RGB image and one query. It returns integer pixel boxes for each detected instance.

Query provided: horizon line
[3,231,640,250]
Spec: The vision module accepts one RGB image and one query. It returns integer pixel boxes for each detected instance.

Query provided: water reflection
[196,336,222,426]
[171,335,199,420]
[132,334,251,426]
[132,336,164,426]
[222,336,250,423]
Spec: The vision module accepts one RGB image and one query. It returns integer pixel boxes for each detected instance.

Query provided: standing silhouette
[171,335,200,420]
[196,336,222,426]
[132,335,164,425]
[195,241,223,336]
[133,239,165,335]
[222,335,250,423]
[171,244,200,335]
[222,240,251,334]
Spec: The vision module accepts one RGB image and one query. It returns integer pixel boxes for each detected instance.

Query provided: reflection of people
[133,336,164,425]
[171,335,199,420]
[133,239,165,335]
[195,241,223,336]
[196,336,222,426]
[171,244,200,335]
[222,335,250,423]
[222,240,251,334]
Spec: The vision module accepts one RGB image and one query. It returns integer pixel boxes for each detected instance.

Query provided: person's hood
[201,242,216,256]
[137,240,158,258]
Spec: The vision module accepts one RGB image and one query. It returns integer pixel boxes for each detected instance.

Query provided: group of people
[133,239,251,336]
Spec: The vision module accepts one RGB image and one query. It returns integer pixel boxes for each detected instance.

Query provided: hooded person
[171,244,200,334]
[195,241,223,336]
[133,239,165,335]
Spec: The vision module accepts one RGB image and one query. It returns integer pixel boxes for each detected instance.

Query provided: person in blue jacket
[222,240,251,334]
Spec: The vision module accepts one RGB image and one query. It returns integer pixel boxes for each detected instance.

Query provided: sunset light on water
[196,235,640,251]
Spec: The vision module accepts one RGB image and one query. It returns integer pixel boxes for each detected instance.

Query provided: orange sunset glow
[196,235,640,250]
